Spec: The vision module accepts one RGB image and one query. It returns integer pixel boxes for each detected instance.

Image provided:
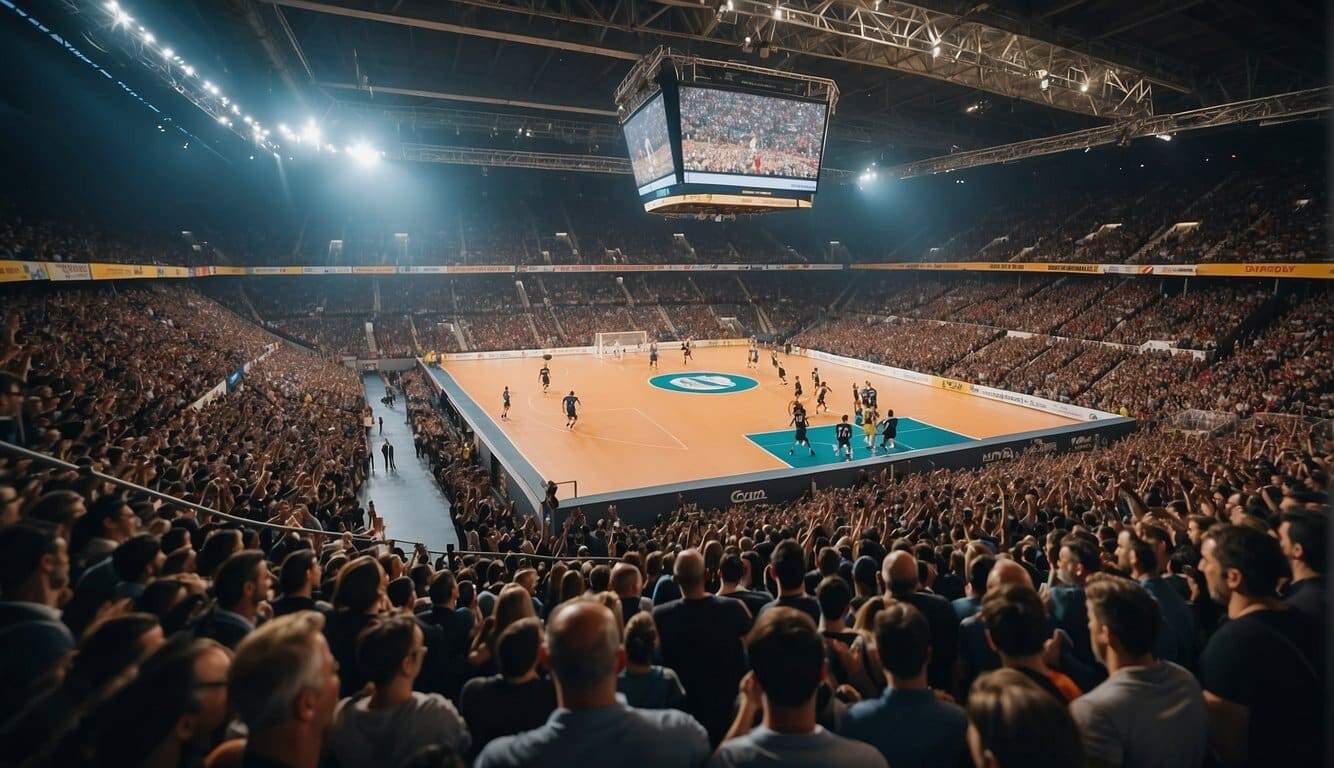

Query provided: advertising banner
[1195,263,1334,278]
[47,263,93,281]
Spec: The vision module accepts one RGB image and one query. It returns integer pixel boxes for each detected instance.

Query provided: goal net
[595,330,648,357]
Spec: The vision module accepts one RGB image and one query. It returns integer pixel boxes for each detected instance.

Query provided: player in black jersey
[748,345,759,369]
[878,409,898,452]
[812,368,821,389]
[770,350,779,369]
[501,386,511,420]
[789,405,815,456]
[793,376,803,400]
[862,381,878,409]
[648,342,659,369]
[539,363,551,394]
[562,391,581,429]
[681,338,693,364]
[815,382,830,414]
[834,415,853,461]
[777,363,787,385]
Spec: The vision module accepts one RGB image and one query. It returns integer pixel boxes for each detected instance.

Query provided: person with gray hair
[228,611,342,768]
[475,599,710,768]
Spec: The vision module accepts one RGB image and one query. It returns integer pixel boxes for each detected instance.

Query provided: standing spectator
[459,618,557,756]
[953,553,996,621]
[611,562,652,625]
[758,539,821,623]
[329,615,471,767]
[1115,531,1194,668]
[716,553,770,618]
[711,607,886,768]
[1278,510,1325,622]
[965,669,1083,768]
[227,612,341,768]
[957,559,1034,699]
[1197,525,1322,767]
[475,600,709,768]
[192,550,270,650]
[270,549,329,618]
[840,602,968,768]
[980,584,1082,703]
[69,493,138,577]
[424,570,474,699]
[325,556,388,697]
[618,612,687,710]
[1046,535,1102,675]
[653,549,752,745]
[1070,575,1207,768]
[0,521,73,720]
[882,550,959,690]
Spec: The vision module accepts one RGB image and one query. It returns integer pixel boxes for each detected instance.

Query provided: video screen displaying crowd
[623,95,675,187]
[679,87,826,180]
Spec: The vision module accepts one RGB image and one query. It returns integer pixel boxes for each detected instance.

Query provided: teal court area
[747,417,975,468]
[648,371,759,394]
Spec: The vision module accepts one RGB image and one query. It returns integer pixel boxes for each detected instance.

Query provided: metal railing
[1,439,621,563]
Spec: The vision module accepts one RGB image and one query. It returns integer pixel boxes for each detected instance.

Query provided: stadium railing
[0,439,621,563]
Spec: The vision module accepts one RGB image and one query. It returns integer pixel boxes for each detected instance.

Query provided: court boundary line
[522,397,689,452]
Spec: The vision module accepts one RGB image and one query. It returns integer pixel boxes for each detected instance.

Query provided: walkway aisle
[360,374,460,550]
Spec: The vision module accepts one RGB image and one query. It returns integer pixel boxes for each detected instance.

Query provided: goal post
[595,330,649,357]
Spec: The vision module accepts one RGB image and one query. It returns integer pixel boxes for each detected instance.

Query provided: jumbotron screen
[621,93,676,195]
[678,86,828,192]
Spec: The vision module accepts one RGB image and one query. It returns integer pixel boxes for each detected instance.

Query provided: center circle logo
[649,372,758,394]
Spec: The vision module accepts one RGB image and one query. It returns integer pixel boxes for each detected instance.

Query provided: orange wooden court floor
[437,347,1077,497]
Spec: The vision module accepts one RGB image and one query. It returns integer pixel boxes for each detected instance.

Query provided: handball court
[430,347,1078,498]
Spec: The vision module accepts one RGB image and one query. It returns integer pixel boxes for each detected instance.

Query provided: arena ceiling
[65,0,1330,167]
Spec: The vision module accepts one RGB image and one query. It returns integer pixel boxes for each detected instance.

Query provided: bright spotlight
[1079,81,1089,93]
[773,5,783,20]
[161,47,173,59]
[182,65,195,77]
[230,104,240,115]
[217,114,229,124]
[105,1,118,9]
[1039,77,1050,90]
[726,0,734,9]
[302,121,321,145]
[931,44,941,58]
[346,142,381,167]
[1155,133,1172,142]
[112,9,131,28]
[243,115,253,125]
[142,31,154,43]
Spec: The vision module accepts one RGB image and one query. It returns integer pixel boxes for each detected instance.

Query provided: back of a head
[770,539,806,591]
[719,554,745,585]
[111,533,161,582]
[967,554,998,596]
[746,606,825,707]
[852,555,879,593]
[356,615,418,688]
[497,617,542,679]
[429,569,458,605]
[0,520,60,592]
[588,564,611,593]
[546,600,620,694]
[279,549,317,595]
[1084,574,1160,657]
[28,490,82,531]
[214,550,265,610]
[967,669,1083,768]
[882,550,919,597]
[673,549,706,591]
[816,576,852,621]
[980,583,1046,657]
[230,611,329,732]
[68,612,162,693]
[495,583,537,635]
[387,576,416,610]
[623,611,659,666]
[610,563,641,598]
[875,601,930,680]
[334,556,385,613]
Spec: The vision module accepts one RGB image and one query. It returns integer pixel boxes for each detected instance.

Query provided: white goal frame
[595,330,649,357]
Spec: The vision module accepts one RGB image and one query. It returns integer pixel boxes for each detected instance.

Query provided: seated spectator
[329,615,470,767]
[840,602,968,768]
[225,611,341,768]
[1070,574,1207,768]
[617,612,687,710]
[966,669,1084,768]
[458,617,556,755]
[475,600,709,768]
[0,521,74,721]
[1198,525,1322,767]
[980,584,1082,703]
[191,550,270,650]
[711,607,886,767]
[653,549,752,745]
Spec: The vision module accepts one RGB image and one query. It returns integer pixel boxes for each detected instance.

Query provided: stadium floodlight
[217,114,229,124]
[1079,81,1089,93]
[302,120,321,145]
[230,104,240,115]
[161,47,173,59]
[112,9,131,28]
[182,65,195,77]
[773,5,783,20]
[346,142,381,167]
[142,31,154,43]
[1155,133,1172,141]
[726,0,734,9]
[931,45,941,58]
[242,115,253,125]
[1040,77,1050,91]
[106,1,118,9]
